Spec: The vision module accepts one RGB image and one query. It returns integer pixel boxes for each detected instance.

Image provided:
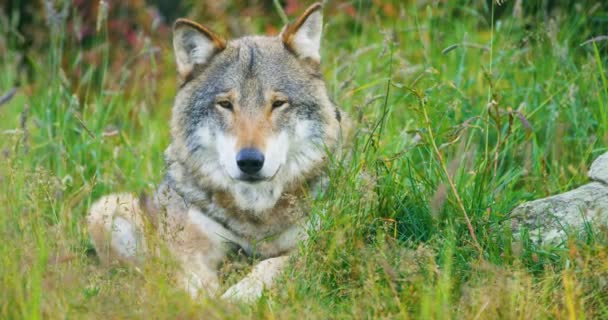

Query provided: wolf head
[167,3,344,213]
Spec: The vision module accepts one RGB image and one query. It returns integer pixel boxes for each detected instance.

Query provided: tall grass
[1,0,607,318]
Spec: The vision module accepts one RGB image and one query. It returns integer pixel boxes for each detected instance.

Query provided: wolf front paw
[221,276,264,303]
[221,256,289,303]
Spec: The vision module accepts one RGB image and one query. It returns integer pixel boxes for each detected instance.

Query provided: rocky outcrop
[511,152,608,244]
[589,152,608,185]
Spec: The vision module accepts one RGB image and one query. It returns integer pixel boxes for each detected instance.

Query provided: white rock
[511,182,608,244]
[589,152,608,185]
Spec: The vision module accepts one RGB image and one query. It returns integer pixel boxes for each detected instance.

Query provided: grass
[1,1,608,319]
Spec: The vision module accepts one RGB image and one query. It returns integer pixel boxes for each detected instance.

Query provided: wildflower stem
[419,94,483,256]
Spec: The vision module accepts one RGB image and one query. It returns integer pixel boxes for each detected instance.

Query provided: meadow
[1,1,607,318]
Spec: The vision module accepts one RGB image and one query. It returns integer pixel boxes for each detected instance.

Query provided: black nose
[236,148,265,175]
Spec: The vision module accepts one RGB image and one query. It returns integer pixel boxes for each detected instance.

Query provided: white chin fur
[232,182,284,212]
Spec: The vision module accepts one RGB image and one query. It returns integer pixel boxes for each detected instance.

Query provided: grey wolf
[87,3,351,302]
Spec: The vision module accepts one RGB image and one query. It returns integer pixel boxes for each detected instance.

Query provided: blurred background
[2,0,607,94]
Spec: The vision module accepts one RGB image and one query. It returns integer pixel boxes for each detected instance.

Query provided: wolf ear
[281,3,323,63]
[173,19,226,79]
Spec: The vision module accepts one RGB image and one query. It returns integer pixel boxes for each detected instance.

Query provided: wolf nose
[236,148,265,175]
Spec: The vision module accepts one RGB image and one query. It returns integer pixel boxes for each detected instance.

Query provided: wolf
[87,3,351,302]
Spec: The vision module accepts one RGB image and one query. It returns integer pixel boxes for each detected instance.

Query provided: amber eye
[217,100,233,111]
[272,100,287,109]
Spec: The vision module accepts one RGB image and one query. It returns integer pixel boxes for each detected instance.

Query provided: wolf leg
[87,193,147,266]
[221,255,289,303]
[171,208,234,299]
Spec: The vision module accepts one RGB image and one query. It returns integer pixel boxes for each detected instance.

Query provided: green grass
[1,1,608,319]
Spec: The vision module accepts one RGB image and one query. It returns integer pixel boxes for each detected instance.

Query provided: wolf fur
[87,3,351,302]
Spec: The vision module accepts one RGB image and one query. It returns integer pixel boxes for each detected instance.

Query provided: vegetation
[1,0,607,318]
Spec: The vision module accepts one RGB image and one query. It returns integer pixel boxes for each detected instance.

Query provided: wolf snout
[236,148,265,175]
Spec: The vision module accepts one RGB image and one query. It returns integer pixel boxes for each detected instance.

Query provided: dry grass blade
[0,87,17,108]
[580,35,608,47]
[412,87,483,256]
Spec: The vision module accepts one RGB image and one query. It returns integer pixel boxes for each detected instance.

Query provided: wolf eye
[217,100,233,111]
[272,100,287,109]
